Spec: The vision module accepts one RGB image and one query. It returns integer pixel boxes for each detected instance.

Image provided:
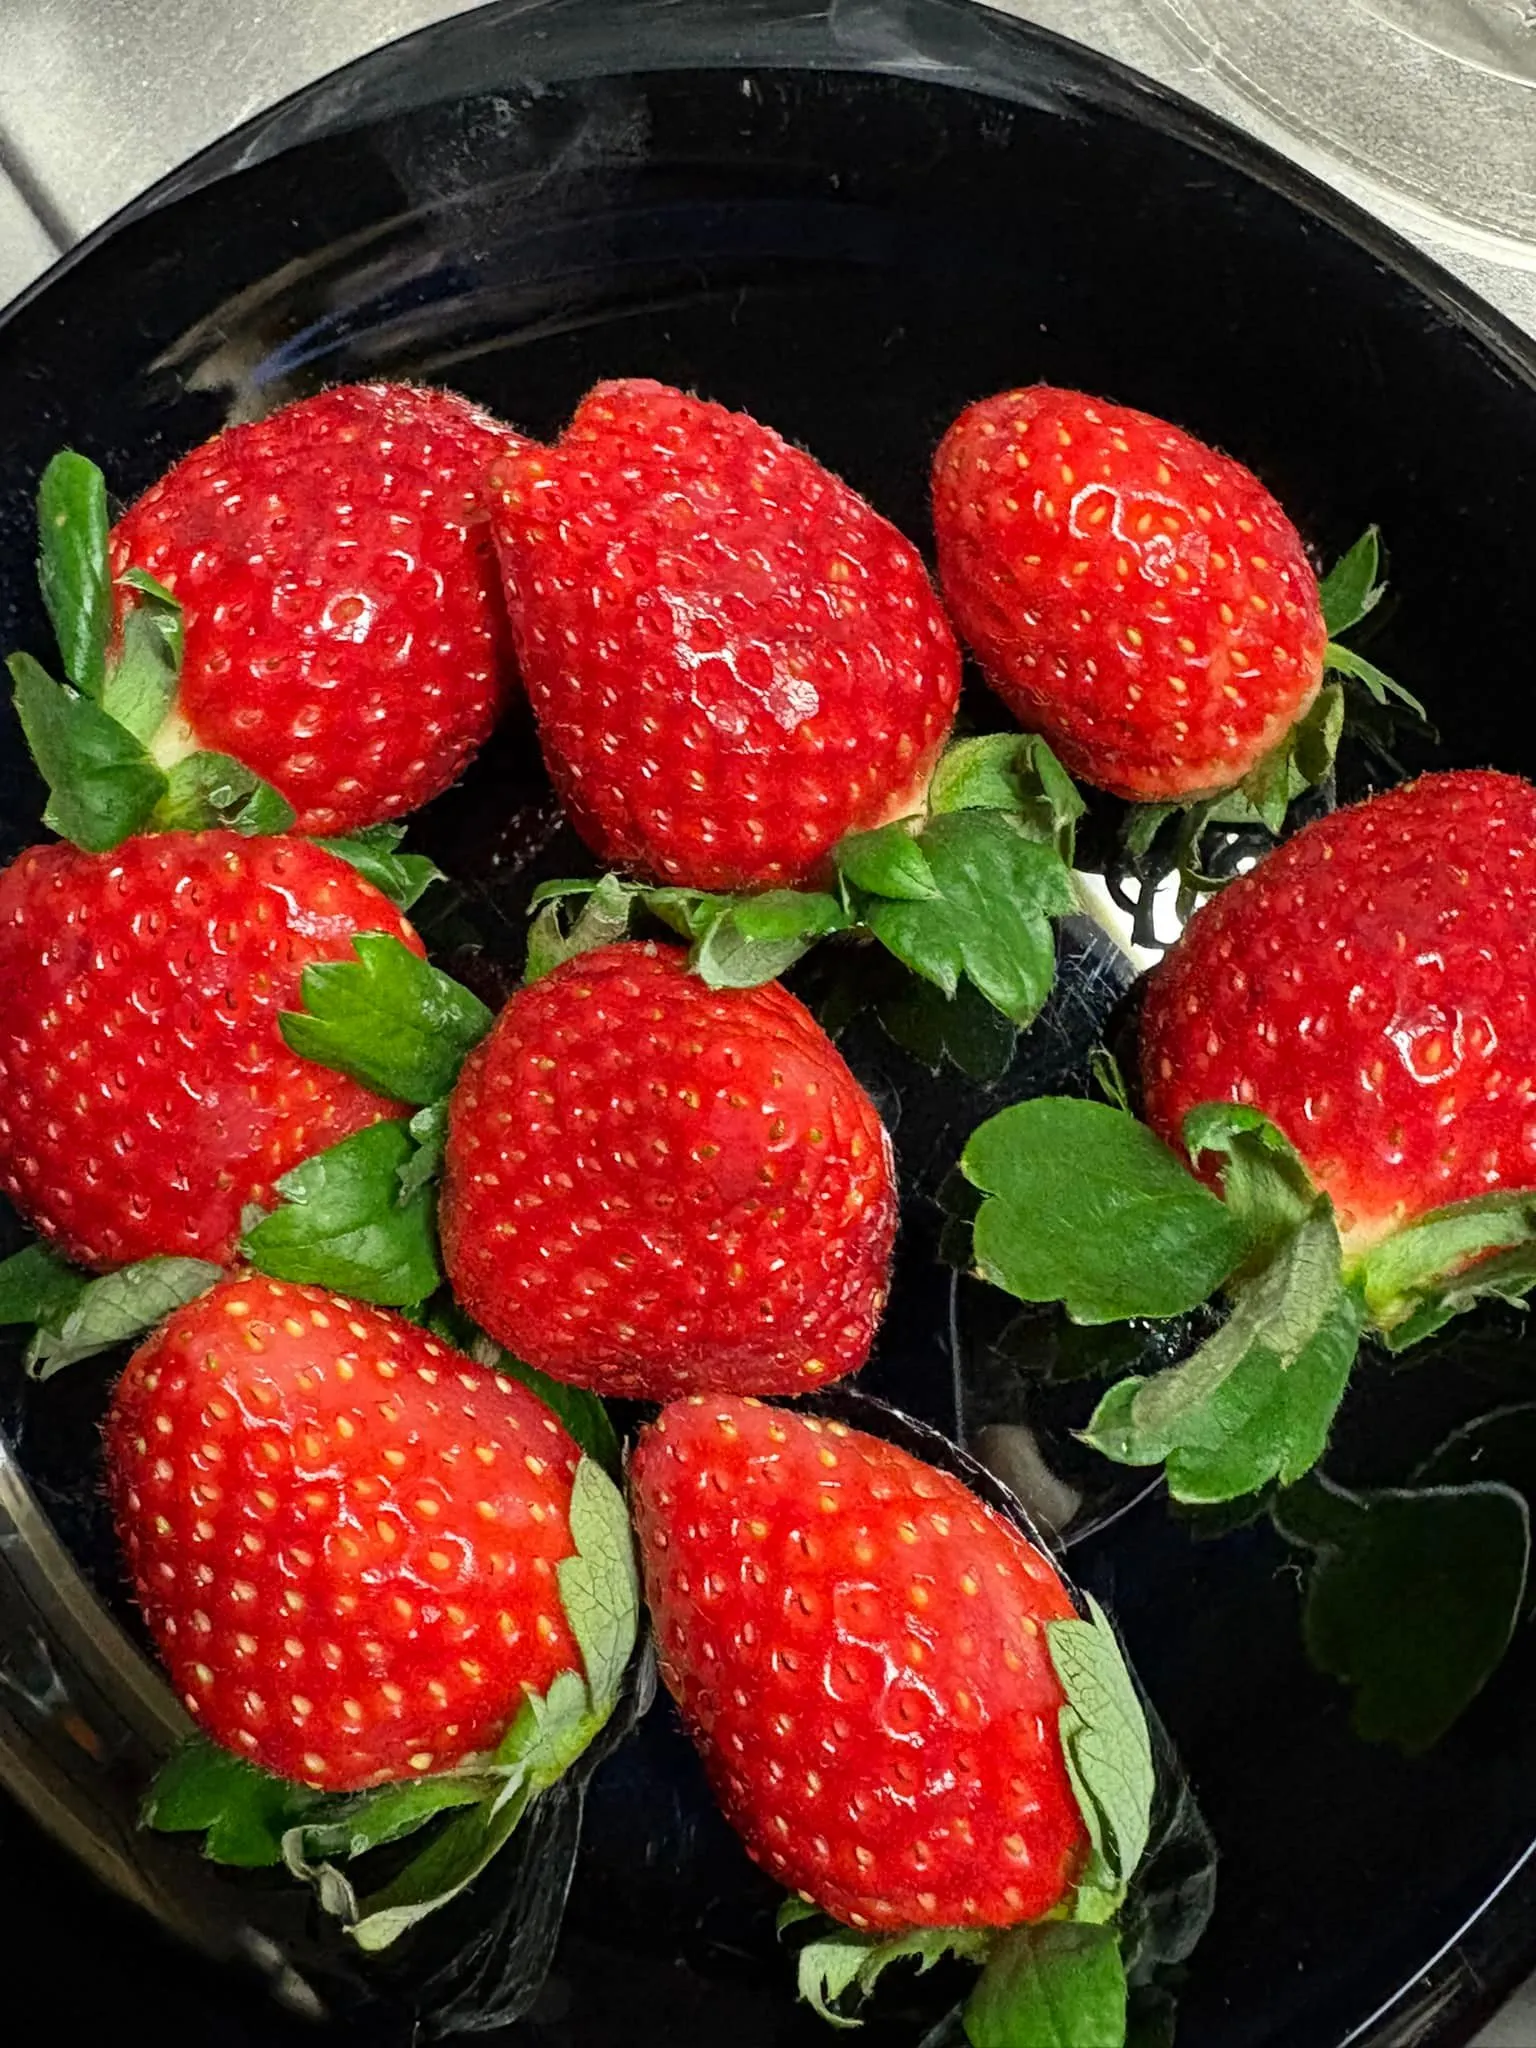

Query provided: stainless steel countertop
[0,2,1534,2040]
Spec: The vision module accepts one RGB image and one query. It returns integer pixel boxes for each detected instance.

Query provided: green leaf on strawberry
[25,1255,223,1378]
[241,1119,442,1306]
[0,1242,90,1330]
[281,1771,495,1876]
[962,1097,1376,1502]
[1273,1470,1530,1754]
[1082,1216,1364,1505]
[14,452,318,849]
[281,932,493,1104]
[144,1737,322,1867]
[1356,1193,1536,1345]
[395,1098,449,1205]
[104,569,183,742]
[962,1099,1248,1324]
[526,873,640,982]
[151,750,297,836]
[519,737,1083,1045]
[833,823,939,902]
[786,1919,989,2028]
[964,1921,1128,2048]
[1318,526,1385,637]
[10,651,169,853]
[851,811,1073,1026]
[876,974,1018,1085]
[1047,1594,1155,1917]
[37,451,112,700]
[1326,643,1424,717]
[557,1457,641,1716]
[694,891,850,988]
[317,823,444,912]
[928,731,1085,865]
[344,1779,540,1952]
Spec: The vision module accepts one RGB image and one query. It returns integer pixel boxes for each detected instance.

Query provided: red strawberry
[105,1275,583,1790]
[488,378,961,892]
[630,1396,1085,1932]
[932,387,1328,802]
[1142,770,1536,1255]
[439,942,896,1399]
[112,382,528,834]
[0,831,419,1270]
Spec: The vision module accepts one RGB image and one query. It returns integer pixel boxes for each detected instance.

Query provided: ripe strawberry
[0,831,419,1270]
[1141,771,1536,1255]
[932,387,1328,802]
[630,1396,1085,1932]
[105,1275,583,1791]
[112,382,528,834]
[439,942,896,1399]
[488,378,961,892]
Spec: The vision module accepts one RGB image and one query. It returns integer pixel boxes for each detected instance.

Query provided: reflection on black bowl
[4,2,1536,2045]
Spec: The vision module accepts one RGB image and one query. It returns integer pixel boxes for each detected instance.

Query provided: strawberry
[956,770,1536,1508]
[488,378,961,892]
[438,941,896,1400]
[0,831,420,1270]
[1142,771,1536,1254]
[932,387,1329,803]
[111,382,528,833]
[105,1275,585,1790]
[629,1395,1086,1933]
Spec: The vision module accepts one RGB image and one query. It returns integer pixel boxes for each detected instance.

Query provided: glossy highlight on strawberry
[490,378,962,891]
[933,386,1327,802]
[0,831,419,1269]
[1142,771,1536,1253]
[439,942,896,1399]
[105,1276,583,1791]
[631,1396,1086,1932]
[111,383,528,833]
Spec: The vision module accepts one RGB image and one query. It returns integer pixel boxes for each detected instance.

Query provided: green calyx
[524,732,1087,1061]
[145,1455,640,1949]
[11,451,301,850]
[1111,529,1424,943]
[962,1094,1536,1505]
[0,1244,222,1378]
[776,1596,1155,2045]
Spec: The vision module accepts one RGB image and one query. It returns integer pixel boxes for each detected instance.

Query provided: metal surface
[2,0,1536,328]
[0,170,56,307]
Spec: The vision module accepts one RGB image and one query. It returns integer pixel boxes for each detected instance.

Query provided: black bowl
[3,3,1536,2045]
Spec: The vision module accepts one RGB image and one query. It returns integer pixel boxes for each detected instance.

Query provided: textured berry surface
[489,379,961,891]
[105,1276,583,1791]
[0,832,418,1270]
[1143,772,1536,1253]
[439,943,896,1399]
[932,387,1327,802]
[631,1396,1084,1932]
[112,383,527,834]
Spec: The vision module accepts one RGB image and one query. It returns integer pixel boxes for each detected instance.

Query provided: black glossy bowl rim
[3,0,1535,403]
[2,4,1536,2046]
